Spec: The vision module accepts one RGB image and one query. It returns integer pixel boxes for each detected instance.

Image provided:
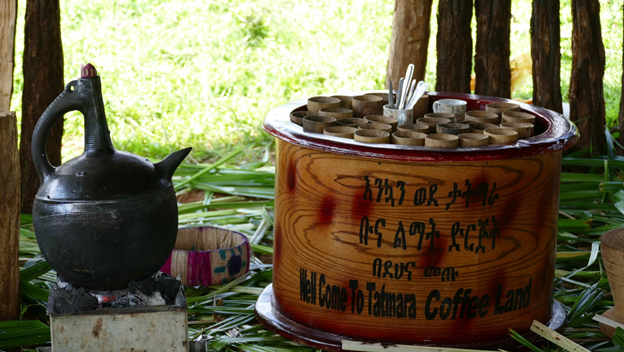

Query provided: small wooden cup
[323,126,357,139]
[290,111,309,126]
[425,133,459,148]
[484,128,518,144]
[331,95,353,109]
[365,92,393,105]
[486,102,520,118]
[417,116,452,133]
[413,94,429,119]
[352,95,384,117]
[392,131,426,146]
[303,115,337,133]
[600,228,624,338]
[465,110,499,124]
[458,133,489,147]
[354,129,390,144]
[358,122,393,134]
[307,96,341,113]
[436,123,469,135]
[500,122,534,139]
[467,121,498,134]
[424,112,455,120]
[398,123,430,134]
[336,118,367,128]
[319,107,353,119]
[502,110,536,124]
[364,115,399,132]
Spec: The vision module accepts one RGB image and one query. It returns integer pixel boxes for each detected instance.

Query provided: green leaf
[508,329,545,352]
[613,327,624,346]
[0,320,50,349]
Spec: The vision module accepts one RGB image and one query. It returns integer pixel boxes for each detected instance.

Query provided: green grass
[8,0,623,162]
[5,148,624,351]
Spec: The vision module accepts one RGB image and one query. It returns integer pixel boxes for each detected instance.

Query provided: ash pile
[47,271,186,314]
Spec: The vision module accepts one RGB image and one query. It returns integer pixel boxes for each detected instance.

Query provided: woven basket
[160,226,250,286]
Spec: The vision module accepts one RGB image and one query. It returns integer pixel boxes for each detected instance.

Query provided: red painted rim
[262,92,579,162]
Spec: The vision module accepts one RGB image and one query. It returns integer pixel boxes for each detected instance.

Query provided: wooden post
[531,0,562,114]
[0,0,16,111]
[435,0,473,93]
[386,0,434,87]
[0,111,20,321]
[474,0,511,98]
[20,0,64,214]
[568,0,606,156]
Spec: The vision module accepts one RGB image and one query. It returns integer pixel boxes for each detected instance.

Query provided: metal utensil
[388,80,394,109]
[396,78,404,110]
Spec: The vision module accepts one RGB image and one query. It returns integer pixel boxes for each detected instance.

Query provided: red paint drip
[485,269,507,297]
[350,190,372,220]
[273,223,283,269]
[287,159,297,193]
[419,236,446,268]
[468,173,489,207]
[318,196,337,224]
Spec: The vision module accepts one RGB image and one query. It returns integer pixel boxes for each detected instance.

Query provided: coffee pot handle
[31,80,83,183]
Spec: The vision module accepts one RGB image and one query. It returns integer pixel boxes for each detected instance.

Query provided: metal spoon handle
[396,78,404,110]
[388,80,394,109]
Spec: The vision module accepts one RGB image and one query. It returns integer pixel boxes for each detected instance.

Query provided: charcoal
[107,295,143,308]
[48,271,185,312]
[157,275,182,302]
[128,276,158,296]
[48,283,98,314]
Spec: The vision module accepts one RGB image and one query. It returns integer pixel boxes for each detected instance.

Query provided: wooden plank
[474,0,511,98]
[435,0,473,93]
[0,111,20,320]
[20,0,64,213]
[531,0,562,113]
[386,0,434,87]
[568,0,606,156]
[0,0,16,111]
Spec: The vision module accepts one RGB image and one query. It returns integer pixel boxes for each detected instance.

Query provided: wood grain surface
[20,0,64,213]
[0,0,16,111]
[0,111,20,320]
[272,140,561,344]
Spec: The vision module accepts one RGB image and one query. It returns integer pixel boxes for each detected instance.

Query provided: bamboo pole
[0,111,20,320]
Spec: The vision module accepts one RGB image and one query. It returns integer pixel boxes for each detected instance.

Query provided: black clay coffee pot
[32,64,191,290]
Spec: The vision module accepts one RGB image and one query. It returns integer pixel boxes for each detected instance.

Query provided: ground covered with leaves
[3,141,624,352]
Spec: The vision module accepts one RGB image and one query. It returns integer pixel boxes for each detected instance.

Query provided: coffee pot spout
[155,147,192,181]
